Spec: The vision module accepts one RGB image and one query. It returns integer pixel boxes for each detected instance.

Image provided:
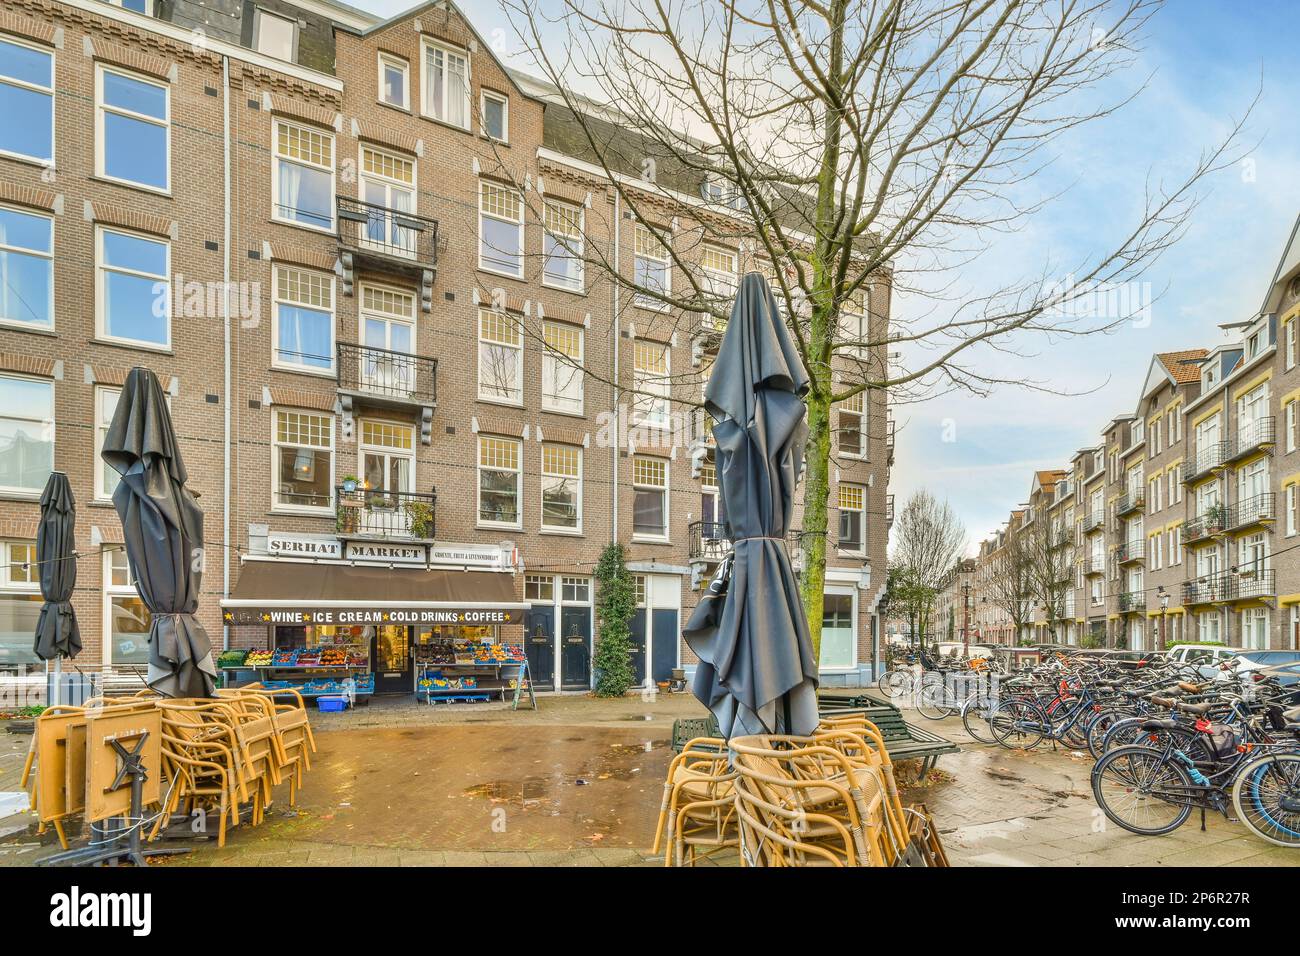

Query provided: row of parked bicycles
[877,648,1300,848]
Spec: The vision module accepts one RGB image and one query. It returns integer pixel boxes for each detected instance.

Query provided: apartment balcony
[886,494,895,528]
[1182,441,1228,483]
[336,197,439,308]
[336,342,438,442]
[1183,510,1225,544]
[1116,488,1144,517]
[1225,492,1275,532]
[1118,590,1146,613]
[885,418,896,465]
[1234,568,1277,601]
[1085,554,1106,576]
[1113,539,1144,564]
[335,486,437,542]
[1226,417,1276,464]
[1182,569,1276,606]
[1083,510,1104,532]
[1182,573,1230,606]
[1055,527,1073,547]
[687,521,731,565]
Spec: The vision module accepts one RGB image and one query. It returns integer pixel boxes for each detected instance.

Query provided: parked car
[1226,649,1300,682]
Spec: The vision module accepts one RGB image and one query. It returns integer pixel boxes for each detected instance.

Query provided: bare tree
[889,490,966,644]
[496,0,1249,656]
[1024,515,1074,643]
[984,525,1035,644]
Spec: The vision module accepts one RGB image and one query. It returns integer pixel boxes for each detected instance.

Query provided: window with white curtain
[541,320,583,414]
[478,181,523,277]
[273,267,334,372]
[423,40,469,129]
[632,456,668,538]
[543,199,584,291]
[273,120,334,231]
[541,444,581,532]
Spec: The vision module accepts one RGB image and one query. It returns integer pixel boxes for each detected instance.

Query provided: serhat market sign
[268,533,342,559]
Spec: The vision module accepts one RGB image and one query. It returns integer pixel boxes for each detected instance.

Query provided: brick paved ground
[2,692,1297,866]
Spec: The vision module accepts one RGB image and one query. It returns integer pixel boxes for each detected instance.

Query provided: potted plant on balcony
[342,474,359,493]
[405,499,435,540]
[1206,503,1227,534]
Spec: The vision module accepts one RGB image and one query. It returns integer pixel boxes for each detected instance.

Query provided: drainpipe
[611,190,621,545]
[221,54,232,650]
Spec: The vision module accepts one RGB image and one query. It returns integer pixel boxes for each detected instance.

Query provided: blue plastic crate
[317,696,348,712]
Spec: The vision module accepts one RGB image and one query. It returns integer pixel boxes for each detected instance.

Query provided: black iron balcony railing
[337,196,439,268]
[335,485,437,541]
[1083,510,1104,532]
[1054,527,1073,547]
[1182,569,1276,606]
[687,521,731,563]
[1118,590,1146,613]
[1230,417,1276,460]
[1085,553,1106,575]
[337,342,437,406]
[1114,539,1144,563]
[1183,441,1228,483]
[886,494,895,526]
[1235,567,1277,600]
[1182,573,1229,606]
[1226,492,1275,531]
[1183,508,1227,543]
[1116,488,1144,516]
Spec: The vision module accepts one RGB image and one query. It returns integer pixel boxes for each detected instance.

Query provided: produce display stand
[414,640,529,706]
[218,644,375,704]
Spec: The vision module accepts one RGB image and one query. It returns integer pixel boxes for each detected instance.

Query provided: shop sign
[222,607,523,626]
[267,534,341,559]
[428,542,507,568]
[344,542,427,563]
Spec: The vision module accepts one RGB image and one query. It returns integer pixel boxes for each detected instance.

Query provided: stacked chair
[652,712,948,867]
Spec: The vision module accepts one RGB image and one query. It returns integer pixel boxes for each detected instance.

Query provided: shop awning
[220,561,528,627]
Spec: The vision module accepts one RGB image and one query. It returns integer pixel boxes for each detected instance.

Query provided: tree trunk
[799,387,832,663]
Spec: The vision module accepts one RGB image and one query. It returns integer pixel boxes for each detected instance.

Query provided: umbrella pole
[52,657,60,708]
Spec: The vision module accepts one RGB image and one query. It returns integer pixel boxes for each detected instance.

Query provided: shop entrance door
[559,606,592,690]
[372,624,412,694]
[524,605,556,692]
[628,609,648,688]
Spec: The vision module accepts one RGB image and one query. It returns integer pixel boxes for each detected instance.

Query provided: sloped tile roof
[1157,349,1209,385]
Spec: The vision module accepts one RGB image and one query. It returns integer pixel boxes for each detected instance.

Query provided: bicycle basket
[1200,722,1239,759]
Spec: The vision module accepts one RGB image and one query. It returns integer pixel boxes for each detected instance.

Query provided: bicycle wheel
[1092,745,1193,836]
[916,680,954,720]
[989,698,1047,750]
[1231,751,1300,848]
[960,694,997,744]
[1087,709,1132,759]
[878,668,914,698]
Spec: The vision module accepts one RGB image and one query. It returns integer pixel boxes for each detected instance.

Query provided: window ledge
[267,507,334,518]
[89,174,173,199]
[539,406,587,420]
[477,266,526,284]
[631,535,672,546]
[476,396,525,409]
[270,363,337,381]
[0,321,56,337]
[0,492,41,503]
[541,280,586,297]
[91,337,173,355]
[540,528,584,537]
[477,523,523,533]
[269,215,336,236]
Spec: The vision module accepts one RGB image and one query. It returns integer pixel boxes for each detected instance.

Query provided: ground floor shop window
[0,540,41,674]
[820,591,855,669]
[105,548,151,668]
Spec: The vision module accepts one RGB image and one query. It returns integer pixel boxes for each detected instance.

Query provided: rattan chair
[651,737,737,866]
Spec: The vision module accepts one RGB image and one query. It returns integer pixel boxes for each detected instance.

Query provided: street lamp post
[1157,586,1170,651]
[961,581,971,656]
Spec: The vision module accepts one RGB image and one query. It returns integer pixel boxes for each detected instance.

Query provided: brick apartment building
[0,0,892,694]
[950,216,1300,651]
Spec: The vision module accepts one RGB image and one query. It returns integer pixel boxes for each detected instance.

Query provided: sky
[359,0,1300,554]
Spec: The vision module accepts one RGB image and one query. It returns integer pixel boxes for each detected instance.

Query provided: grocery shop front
[220,545,528,703]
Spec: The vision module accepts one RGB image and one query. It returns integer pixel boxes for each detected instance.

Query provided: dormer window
[254,9,297,62]
[1204,364,1219,389]
[702,175,744,211]
[1248,331,1261,358]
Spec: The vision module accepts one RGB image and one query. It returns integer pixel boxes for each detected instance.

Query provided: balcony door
[360,145,417,258]
[359,286,416,398]
[359,420,415,537]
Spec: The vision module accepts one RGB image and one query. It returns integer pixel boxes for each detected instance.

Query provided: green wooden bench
[671,692,959,778]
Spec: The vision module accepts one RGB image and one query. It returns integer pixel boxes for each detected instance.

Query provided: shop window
[481,89,508,142]
[0,205,53,328]
[633,225,670,308]
[478,307,522,404]
[97,226,170,348]
[821,592,855,669]
[104,548,151,668]
[273,266,334,372]
[378,53,409,110]
[632,456,668,538]
[524,574,554,602]
[423,40,469,129]
[0,541,41,672]
[96,64,169,191]
[541,444,581,532]
[0,374,53,494]
[838,484,865,553]
[478,181,523,277]
[94,386,121,500]
[543,199,583,291]
[273,410,333,511]
[542,320,583,414]
[0,36,53,164]
[273,120,334,231]
[478,435,521,527]
[632,340,670,428]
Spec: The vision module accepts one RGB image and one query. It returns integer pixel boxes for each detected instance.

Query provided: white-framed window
[632,339,671,428]
[478,435,522,527]
[1172,525,1181,563]
[524,574,554,603]
[838,483,866,553]
[541,444,581,533]
[95,64,169,192]
[838,391,865,457]
[0,36,54,164]
[272,266,334,373]
[1197,610,1220,643]
[1287,400,1298,454]
[481,89,508,142]
[633,224,671,308]
[358,284,416,395]
[1288,318,1298,371]
[378,53,409,109]
[1288,484,1298,537]
[422,39,469,129]
[359,144,417,258]
[0,204,53,328]
[94,386,121,501]
[0,540,41,670]
[542,199,584,291]
[478,180,523,277]
[0,375,53,495]
[541,320,583,415]
[104,548,150,668]
[105,0,155,11]
[700,243,738,304]
[632,456,668,539]
[478,307,523,404]
[1237,383,1270,450]
[633,573,647,607]
[821,587,857,670]
[1241,607,1269,651]
[96,226,170,349]
[253,8,297,61]
[272,120,335,231]
[272,409,334,512]
[561,576,590,604]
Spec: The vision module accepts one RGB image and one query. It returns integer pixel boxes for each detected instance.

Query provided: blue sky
[361,1,1300,552]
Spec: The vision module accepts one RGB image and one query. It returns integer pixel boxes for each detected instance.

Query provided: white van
[1163,644,1242,680]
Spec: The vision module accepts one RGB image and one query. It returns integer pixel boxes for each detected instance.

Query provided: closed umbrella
[683,272,819,738]
[101,367,217,697]
[34,472,82,707]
